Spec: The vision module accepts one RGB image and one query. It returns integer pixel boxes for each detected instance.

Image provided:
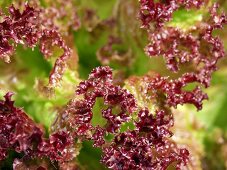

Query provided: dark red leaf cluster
[140,1,226,110]
[145,12,226,81]
[0,5,40,58]
[39,0,81,32]
[145,27,199,72]
[76,66,136,111]
[0,4,72,87]
[1,66,190,169]
[55,66,137,147]
[1,1,226,168]
[13,158,50,170]
[148,73,208,110]
[51,66,189,169]
[40,30,71,87]
[101,109,189,170]
[139,0,204,28]
[0,92,75,162]
[126,71,208,111]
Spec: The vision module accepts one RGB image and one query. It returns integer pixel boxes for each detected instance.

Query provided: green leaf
[77,141,107,170]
